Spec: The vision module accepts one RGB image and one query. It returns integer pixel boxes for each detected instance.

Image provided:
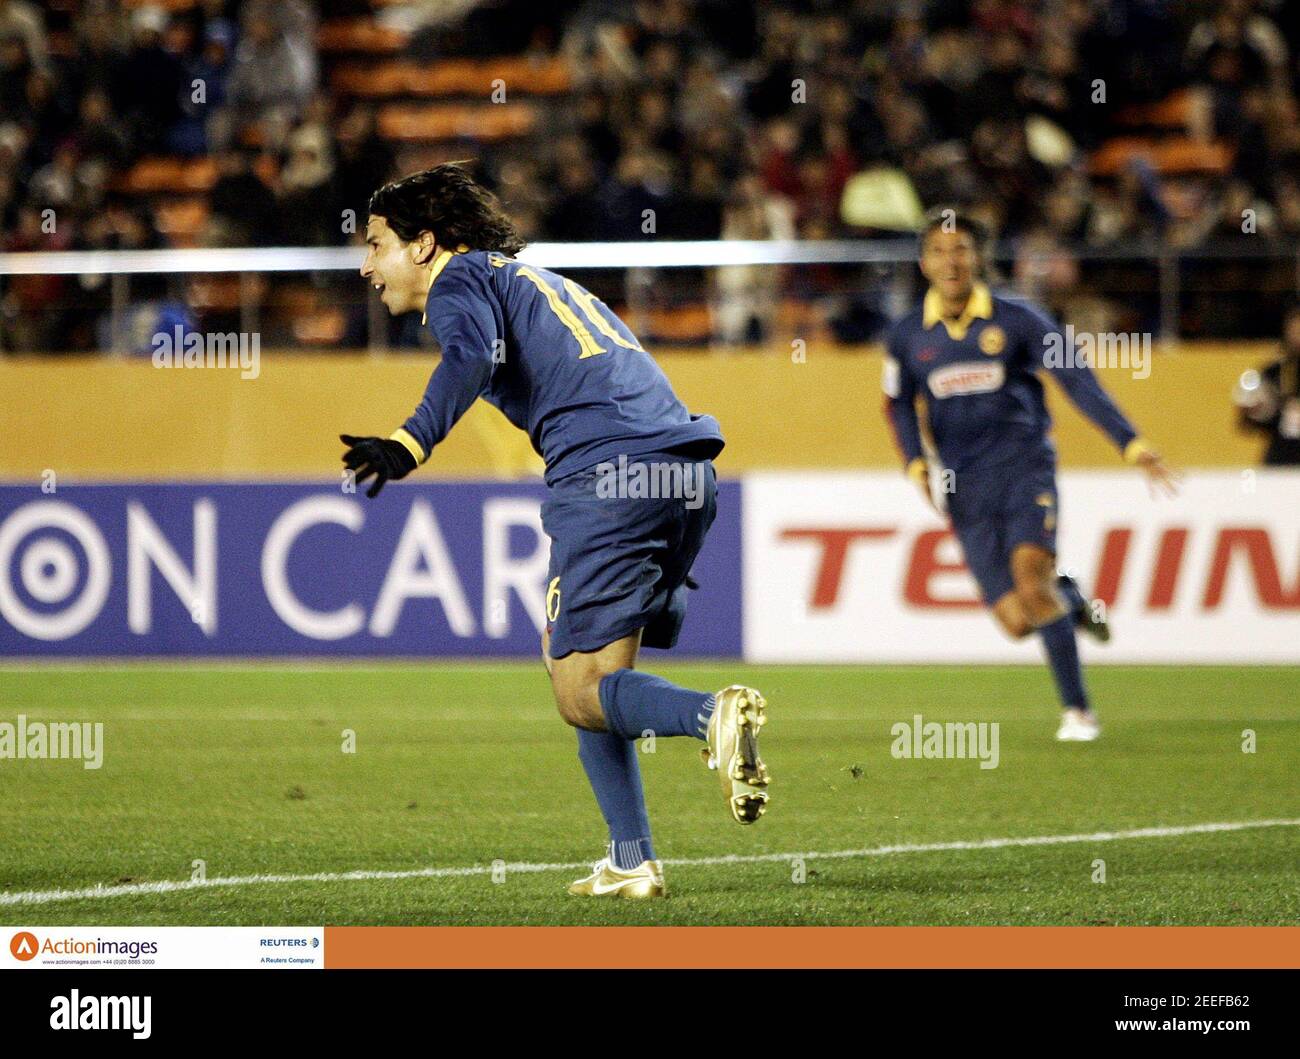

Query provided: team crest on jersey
[927,361,1005,398]
[978,325,1005,355]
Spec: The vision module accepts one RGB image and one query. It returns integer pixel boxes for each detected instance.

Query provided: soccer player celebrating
[340,164,768,898]
[884,210,1178,742]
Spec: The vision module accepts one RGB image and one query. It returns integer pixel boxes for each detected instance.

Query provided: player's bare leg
[1010,544,1067,627]
[991,592,1033,639]
[547,629,641,732]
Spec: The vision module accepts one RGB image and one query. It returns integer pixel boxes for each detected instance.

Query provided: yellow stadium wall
[0,343,1276,479]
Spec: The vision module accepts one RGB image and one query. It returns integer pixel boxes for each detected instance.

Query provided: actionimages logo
[11,931,39,961]
[10,931,160,962]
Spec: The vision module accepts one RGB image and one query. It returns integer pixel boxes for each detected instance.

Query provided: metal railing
[2,239,1298,351]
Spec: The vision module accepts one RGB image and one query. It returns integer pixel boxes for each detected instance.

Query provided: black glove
[340,434,418,498]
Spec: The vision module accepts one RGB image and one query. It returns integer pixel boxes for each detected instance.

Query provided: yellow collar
[421,244,471,324]
[922,282,993,341]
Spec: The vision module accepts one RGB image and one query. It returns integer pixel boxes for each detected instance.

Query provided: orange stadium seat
[376,103,538,142]
[332,57,572,99]
[154,198,210,247]
[116,157,185,194]
[1088,136,1233,176]
[317,19,409,54]
[643,304,714,344]
[180,157,218,192]
[120,0,198,10]
[1114,89,1194,131]
[185,274,250,311]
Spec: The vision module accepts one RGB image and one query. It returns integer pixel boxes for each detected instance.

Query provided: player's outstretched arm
[339,269,502,497]
[1035,311,1181,497]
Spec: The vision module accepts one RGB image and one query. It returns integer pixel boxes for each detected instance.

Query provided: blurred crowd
[0,0,396,250]
[2,0,1300,350]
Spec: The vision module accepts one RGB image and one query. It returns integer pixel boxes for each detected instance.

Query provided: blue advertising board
[0,482,742,657]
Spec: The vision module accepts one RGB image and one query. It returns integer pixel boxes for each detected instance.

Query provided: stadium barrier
[2,472,1294,662]
[4,240,1298,347]
[0,344,1279,478]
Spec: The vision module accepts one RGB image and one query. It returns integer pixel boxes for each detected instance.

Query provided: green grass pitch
[1,663,1296,926]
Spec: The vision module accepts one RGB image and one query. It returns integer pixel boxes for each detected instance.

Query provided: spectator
[278,118,338,246]
[115,5,185,153]
[204,148,277,246]
[713,173,795,344]
[216,0,317,152]
[334,104,395,233]
[1234,301,1300,464]
[0,0,45,72]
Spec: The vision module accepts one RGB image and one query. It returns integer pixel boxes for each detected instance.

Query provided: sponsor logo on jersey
[927,361,1005,398]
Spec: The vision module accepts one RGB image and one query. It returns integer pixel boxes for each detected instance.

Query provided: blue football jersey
[883,283,1140,474]
[392,249,723,483]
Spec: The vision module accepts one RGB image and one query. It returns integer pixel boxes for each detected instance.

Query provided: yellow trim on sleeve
[1123,438,1151,464]
[389,428,427,465]
[907,457,928,485]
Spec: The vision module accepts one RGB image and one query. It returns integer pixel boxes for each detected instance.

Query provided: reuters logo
[10,932,39,961]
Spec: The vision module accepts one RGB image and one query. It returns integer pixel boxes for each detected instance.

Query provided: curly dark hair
[368,162,526,255]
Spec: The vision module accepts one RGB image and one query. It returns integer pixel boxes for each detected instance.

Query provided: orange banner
[324,926,1300,969]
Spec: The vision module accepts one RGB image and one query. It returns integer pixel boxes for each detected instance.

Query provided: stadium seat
[331,57,572,99]
[317,19,409,54]
[1088,137,1233,176]
[120,0,198,9]
[186,273,264,311]
[642,304,714,344]
[154,198,210,247]
[180,158,219,192]
[116,158,186,194]
[1114,90,1194,132]
[376,103,538,142]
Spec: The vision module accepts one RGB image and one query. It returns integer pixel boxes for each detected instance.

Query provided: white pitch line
[2,818,1297,908]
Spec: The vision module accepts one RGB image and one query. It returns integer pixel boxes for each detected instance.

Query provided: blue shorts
[541,457,718,659]
[947,459,1058,606]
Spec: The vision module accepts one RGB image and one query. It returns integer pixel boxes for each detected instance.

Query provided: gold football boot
[567,857,666,898]
[702,685,770,824]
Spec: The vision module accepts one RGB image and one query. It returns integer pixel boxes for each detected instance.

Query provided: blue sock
[576,728,656,869]
[1057,573,1088,621]
[1039,614,1089,710]
[598,669,716,741]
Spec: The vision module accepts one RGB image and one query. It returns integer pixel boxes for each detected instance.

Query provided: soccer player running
[339,164,768,899]
[884,210,1179,741]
